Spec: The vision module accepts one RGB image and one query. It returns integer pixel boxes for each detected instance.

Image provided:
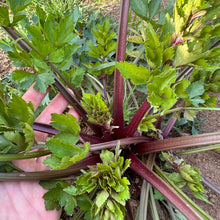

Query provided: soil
[0,1,220,219]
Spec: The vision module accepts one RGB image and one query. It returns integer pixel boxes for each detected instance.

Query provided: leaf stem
[133,132,220,155]
[0,154,101,181]
[0,150,51,161]
[112,0,130,136]
[177,144,220,155]
[124,99,151,137]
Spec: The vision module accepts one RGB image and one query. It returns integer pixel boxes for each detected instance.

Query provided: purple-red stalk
[133,132,220,155]
[112,0,130,137]
[128,152,202,220]
[162,117,177,138]
[124,99,151,137]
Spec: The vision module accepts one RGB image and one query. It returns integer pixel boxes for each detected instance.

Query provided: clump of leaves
[81,92,111,126]
[173,113,206,135]
[160,152,210,204]
[41,144,130,219]
[0,79,35,153]
[138,113,157,133]
[43,113,90,170]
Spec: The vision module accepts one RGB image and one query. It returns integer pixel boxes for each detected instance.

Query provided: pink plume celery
[1,0,220,219]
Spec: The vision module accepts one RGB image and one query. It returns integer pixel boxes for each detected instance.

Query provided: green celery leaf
[148,0,162,19]
[26,25,44,41]
[30,50,50,69]
[147,66,177,111]
[58,192,76,216]
[36,6,46,26]
[184,109,197,121]
[44,200,60,211]
[32,40,52,60]
[44,18,59,46]
[127,35,144,44]
[34,71,55,93]
[130,0,148,20]
[77,196,92,211]
[7,0,32,15]
[116,62,150,85]
[174,0,193,37]
[0,97,8,125]
[57,12,77,46]
[154,190,165,201]
[95,190,109,209]
[12,13,26,25]
[8,50,33,67]
[173,43,210,67]
[48,48,64,63]
[46,139,79,158]
[40,179,61,190]
[0,135,16,153]
[160,13,175,39]
[50,113,80,136]
[192,191,212,204]
[211,23,220,37]
[21,122,35,152]
[163,47,174,63]
[62,44,80,62]
[43,182,68,211]
[3,131,26,151]
[69,142,90,164]
[8,94,34,123]
[165,172,186,189]
[130,0,162,20]
[186,80,205,105]
[53,132,78,145]
[0,6,10,26]
[144,23,163,69]
[63,68,85,89]
[12,70,36,90]
[44,141,89,170]
[173,78,190,99]
[81,93,111,125]
[100,150,114,164]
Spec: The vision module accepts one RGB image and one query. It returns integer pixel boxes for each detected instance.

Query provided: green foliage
[64,144,130,219]
[0,0,32,26]
[138,113,157,133]
[43,113,90,170]
[161,152,211,204]
[116,62,150,85]
[41,144,130,218]
[117,0,219,113]
[1,0,220,218]
[174,0,220,39]
[32,0,81,22]
[1,2,83,92]
[0,80,35,153]
[144,23,164,69]
[86,19,117,76]
[81,92,111,126]
[130,0,162,20]
[173,114,206,135]
[40,180,77,215]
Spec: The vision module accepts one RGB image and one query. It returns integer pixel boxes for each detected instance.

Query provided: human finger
[22,83,50,111]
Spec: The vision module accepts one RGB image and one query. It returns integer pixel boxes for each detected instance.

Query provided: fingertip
[22,83,50,111]
[68,107,80,121]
